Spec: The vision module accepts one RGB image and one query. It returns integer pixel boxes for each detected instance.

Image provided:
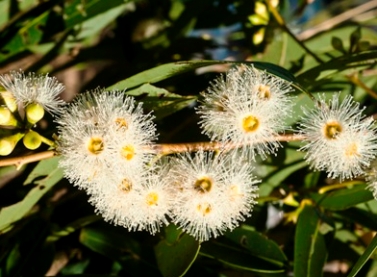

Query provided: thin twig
[265,0,324,65]
[347,73,377,100]
[153,133,305,155]
[0,150,55,169]
[0,134,306,168]
[297,0,377,41]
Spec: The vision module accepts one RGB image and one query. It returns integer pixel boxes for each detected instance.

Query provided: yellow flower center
[87,137,104,155]
[121,145,135,160]
[146,192,159,206]
[194,176,213,193]
[242,115,260,133]
[323,121,342,139]
[196,203,212,216]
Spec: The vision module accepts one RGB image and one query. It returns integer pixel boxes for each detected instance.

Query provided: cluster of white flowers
[56,89,260,240]
[197,64,293,160]
[298,94,377,181]
[3,65,377,241]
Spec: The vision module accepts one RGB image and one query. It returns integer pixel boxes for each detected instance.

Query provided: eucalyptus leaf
[296,50,377,88]
[224,225,288,267]
[312,184,373,211]
[126,84,197,119]
[294,205,327,277]
[200,240,286,274]
[79,225,140,260]
[107,60,303,92]
[64,0,129,29]
[348,234,377,277]
[154,224,200,277]
[0,157,63,231]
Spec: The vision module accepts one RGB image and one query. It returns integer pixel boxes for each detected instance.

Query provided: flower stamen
[87,137,104,155]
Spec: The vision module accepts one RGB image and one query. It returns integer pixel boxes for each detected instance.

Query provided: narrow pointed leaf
[224,225,288,267]
[126,84,197,119]
[0,157,63,231]
[294,205,327,277]
[108,60,303,92]
[348,234,377,277]
[312,184,373,211]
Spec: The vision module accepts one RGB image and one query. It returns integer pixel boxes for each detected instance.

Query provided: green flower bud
[25,103,45,124]
[0,91,17,112]
[0,132,24,156]
[0,106,18,126]
[23,130,42,150]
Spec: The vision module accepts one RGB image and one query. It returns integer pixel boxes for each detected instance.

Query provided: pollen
[229,184,243,198]
[242,115,260,133]
[121,145,135,160]
[323,121,342,139]
[257,84,271,99]
[87,136,104,155]
[194,176,213,193]
[345,142,359,158]
[146,192,159,206]
[196,203,212,216]
[115,117,128,130]
[118,178,132,192]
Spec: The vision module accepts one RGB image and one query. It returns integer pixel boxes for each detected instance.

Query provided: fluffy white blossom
[0,70,65,114]
[299,94,377,180]
[197,65,293,160]
[89,168,173,235]
[56,89,156,191]
[167,150,259,241]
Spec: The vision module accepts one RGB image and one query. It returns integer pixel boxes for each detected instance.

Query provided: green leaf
[0,12,49,62]
[107,60,303,92]
[336,208,377,231]
[64,0,128,29]
[296,50,377,88]
[348,234,377,277]
[48,215,101,242]
[200,240,286,274]
[312,184,373,211]
[71,2,130,40]
[154,224,200,277]
[126,84,197,119]
[259,148,307,196]
[224,225,288,267]
[349,27,361,53]
[79,225,140,260]
[0,157,63,231]
[331,37,346,54]
[294,205,327,277]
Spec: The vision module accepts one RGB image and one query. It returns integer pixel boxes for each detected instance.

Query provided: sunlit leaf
[108,60,303,92]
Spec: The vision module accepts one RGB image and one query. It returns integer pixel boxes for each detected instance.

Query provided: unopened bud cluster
[0,70,65,155]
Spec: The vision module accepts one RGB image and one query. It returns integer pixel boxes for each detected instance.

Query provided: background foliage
[1,0,377,276]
